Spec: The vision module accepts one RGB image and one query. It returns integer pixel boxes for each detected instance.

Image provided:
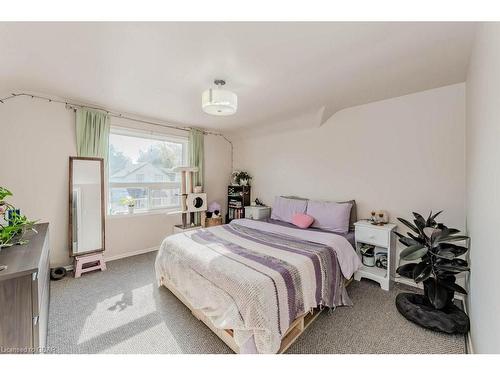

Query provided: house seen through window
[108,127,187,215]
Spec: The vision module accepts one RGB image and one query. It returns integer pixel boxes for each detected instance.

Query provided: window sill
[107,209,182,219]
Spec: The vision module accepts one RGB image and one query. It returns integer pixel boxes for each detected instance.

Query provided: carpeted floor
[47,252,466,354]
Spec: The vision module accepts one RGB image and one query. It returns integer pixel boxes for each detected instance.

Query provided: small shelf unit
[226,185,251,223]
[353,220,397,291]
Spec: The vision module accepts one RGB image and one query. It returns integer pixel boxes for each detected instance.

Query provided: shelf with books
[226,185,250,223]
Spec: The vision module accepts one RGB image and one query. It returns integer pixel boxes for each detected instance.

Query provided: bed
[155,218,361,354]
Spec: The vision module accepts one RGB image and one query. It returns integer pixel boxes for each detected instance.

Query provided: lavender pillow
[270,196,308,224]
[306,200,353,234]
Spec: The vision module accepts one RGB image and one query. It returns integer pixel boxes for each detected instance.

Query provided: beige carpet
[47,252,466,354]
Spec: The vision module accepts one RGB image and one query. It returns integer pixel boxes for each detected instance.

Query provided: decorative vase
[128,206,135,214]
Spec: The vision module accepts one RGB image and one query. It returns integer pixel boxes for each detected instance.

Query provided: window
[108,127,188,215]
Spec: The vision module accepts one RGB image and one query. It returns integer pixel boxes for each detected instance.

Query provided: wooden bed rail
[159,276,351,354]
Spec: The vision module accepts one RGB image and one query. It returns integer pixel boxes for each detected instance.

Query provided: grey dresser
[0,223,50,354]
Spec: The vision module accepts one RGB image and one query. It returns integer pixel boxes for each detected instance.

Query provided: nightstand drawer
[355,226,389,247]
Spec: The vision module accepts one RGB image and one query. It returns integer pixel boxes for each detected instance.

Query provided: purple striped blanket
[155,219,358,353]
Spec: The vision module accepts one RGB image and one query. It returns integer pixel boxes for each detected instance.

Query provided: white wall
[234,83,466,228]
[465,23,500,354]
[234,83,466,265]
[0,97,231,266]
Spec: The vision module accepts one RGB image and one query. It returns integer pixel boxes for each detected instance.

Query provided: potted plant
[120,196,136,214]
[231,171,252,186]
[395,211,470,334]
[0,187,38,251]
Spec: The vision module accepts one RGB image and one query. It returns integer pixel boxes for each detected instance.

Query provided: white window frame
[107,126,188,216]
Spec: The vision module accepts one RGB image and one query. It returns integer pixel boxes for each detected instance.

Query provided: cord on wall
[0,91,234,171]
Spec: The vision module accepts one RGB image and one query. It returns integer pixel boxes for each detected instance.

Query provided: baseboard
[104,246,159,262]
[393,276,423,290]
[62,246,159,271]
[457,295,474,354]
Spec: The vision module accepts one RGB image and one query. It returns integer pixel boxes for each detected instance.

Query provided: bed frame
[159,275,352,354]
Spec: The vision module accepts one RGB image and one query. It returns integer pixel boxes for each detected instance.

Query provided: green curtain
[75,108,110,159]
[189,129,204,225]
[189,129,204,187]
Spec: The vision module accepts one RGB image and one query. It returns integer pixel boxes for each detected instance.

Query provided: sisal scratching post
[173,167,207,231]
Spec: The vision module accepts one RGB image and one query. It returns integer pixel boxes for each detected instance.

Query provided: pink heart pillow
[292,213,315,229]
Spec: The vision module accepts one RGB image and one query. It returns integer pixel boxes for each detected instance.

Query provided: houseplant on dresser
[0,186,38,272]
[395,211,470,334]
[0,186,38,249]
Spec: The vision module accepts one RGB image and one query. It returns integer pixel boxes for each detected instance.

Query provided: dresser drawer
[355,226,389,247]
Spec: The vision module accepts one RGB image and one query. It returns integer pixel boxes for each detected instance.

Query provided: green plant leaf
[430,210,443,221]
[413,212,427,231]
[436,235,469,244]
[395,232,420,247]
[397,217,419,234]
[434,250,456,260]
[0,187,13,201]
[413,261,432,283]
[433,243,468,257]
[396,263,418,278]
[439,280,467,295]
[433,228,460,244]
[400,244,427,261]
[443,244,468,256]
[435,258,468,267]
[428,210,443,223]
[424,279,450,309]
[435,264,470,273]
[407,232,424,244]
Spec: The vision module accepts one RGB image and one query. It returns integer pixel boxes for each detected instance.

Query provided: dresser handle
[32,272,38,281]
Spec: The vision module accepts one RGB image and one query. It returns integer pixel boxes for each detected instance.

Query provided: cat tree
[173,166,207,232]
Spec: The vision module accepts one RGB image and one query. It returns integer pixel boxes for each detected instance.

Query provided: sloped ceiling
[0,22,476,131]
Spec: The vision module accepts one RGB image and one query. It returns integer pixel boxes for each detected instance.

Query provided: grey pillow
[271,196,308,224]
[306,200,352,234]
[281,196,357,231]
[339,200,357,230]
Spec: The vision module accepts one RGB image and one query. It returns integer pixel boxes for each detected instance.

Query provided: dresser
[0,223,50,354]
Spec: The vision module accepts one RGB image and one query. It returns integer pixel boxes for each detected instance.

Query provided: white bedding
[233,219,361,279]
[154,219,360,353]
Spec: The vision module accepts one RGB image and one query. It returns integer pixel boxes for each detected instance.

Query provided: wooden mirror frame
[68,156,105,257]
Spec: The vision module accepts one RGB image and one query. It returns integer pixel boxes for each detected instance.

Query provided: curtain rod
[0,92,234,170]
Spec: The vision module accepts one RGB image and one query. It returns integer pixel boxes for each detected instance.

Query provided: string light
[0,91,234,171]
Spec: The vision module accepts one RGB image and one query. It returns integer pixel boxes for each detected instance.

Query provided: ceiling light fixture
[202,79,237,116]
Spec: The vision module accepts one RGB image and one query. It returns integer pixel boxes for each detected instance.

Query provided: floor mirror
[69,156,105,257]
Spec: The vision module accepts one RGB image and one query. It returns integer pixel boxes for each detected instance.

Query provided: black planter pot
[396,292,470,334]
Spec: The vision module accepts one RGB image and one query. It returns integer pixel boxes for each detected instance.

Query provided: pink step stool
[74,253,106,278]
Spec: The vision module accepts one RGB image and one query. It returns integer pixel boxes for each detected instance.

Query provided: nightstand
[244,206,271,220]
[353,220,397,291]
